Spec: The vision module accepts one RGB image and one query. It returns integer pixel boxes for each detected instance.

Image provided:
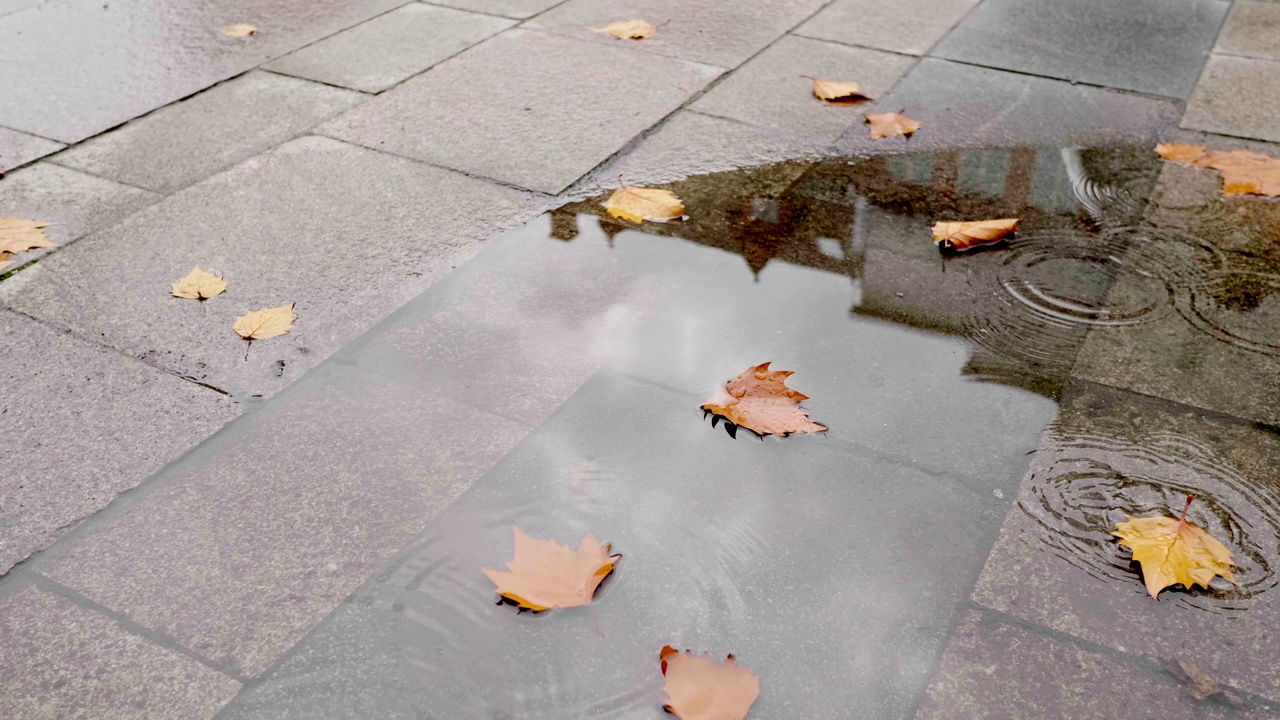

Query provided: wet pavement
[3,1,1280,718]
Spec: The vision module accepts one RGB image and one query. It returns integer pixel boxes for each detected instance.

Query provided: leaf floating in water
[1155,143,1206,164]
[1113,495,1236,599]
[1155,144,1280,198]
[702,362,827,437]
[603,186,685,224]
[864,111,919,140]
[233,303,295,340]
[170,266,227,300]
[660,646,760,720]
[802,75,872,103]
[592,19,658,40]
[931,218,1019,253]
[221,23,257,37]
[483,527,620,611]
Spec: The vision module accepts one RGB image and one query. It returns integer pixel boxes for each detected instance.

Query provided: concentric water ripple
[1177,262,1280,356]
[1019,429,1280,612]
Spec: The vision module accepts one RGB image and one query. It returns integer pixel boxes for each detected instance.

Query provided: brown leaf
[221,23,257,37]
[1113,495,1235,599]
[660,646,760,720]
[802,75,872,103]
[1193,149,1280,199]
[603,186,685,223]
[702,362,827,437]
[865,111,919,140]
[483,527,620,611]
[0,216,56,255]
[233,303,295,340]
[1155,143,1206,164]
[171,266,227,300]
[592,19,657,40]
[931,218,1019,252]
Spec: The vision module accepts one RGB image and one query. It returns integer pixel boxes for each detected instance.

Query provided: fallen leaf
[865,111,919,140]
[483,526,620,611]
[1113,495,1235,599]
[604,186,685,224]
[802,75,872,103]
[660,646,760,720]
[171,266,227,300]
[233,303,295,340]
[1155,143,1206,164]
[1164,657,1222,702]
[931,218,1019,252]
[0,216,56,255]
[1194,149,1280,198]
[702,362,827,437]
[221,23,257,37]
[592,19,657,40]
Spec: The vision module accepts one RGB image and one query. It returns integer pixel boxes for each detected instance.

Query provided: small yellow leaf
[1155,143,1206,164]
[803,76,872,103]
[171,266,227,300]
[1193,148,1280,199]
[0,216,56,255]
[604,186,685,224]
[702,362,827,437]
[592,19,657,40]
[222,23,257,37]
[233,303,295,340]
[661,646,761,720]
[865,111,920,140]
[483,527,620,611]
[1113,496,1235,599]
[932,218,1019,252]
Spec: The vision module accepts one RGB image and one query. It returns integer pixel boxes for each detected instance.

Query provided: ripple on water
[1020,429,1280,612]
[1177,260,1280,356]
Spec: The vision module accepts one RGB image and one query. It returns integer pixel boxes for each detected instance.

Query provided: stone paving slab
[39,363,528,678]
[0,162,159,272]
[917,610,1273,719]
[0,136,546,400]
[0,0,406,143]
[524,0,828,69]
[689,36,917,142]
[320,29,721,194]
[53,72,362,194]
[0,582,241,719]
[1216,1,1280,61]
[263,4,513,93]
[1183,55,1280,144]
[794,0,980,56]
[426,0,559,19]
[931,0,1229,99]
[971,384,1280,703]
[0,0,43,17]
[0,126,63,173]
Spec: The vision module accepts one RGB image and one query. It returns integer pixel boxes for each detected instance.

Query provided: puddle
[224,145,1280,718]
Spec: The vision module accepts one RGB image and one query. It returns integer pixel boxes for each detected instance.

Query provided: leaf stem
[1180,494,1195,524]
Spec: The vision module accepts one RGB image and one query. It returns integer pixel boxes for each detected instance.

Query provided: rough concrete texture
[838,59,1181,152]
[1183,55,1280,144]
[794,0,981,56]
[0,583,241,720]
[524,0,829,69]
[932,0,1229,99]
[263,4,513,93]
[0,162,159,272]
[0,310,240,574]
[320,29,721,193]
[426,0,561,19]
[1216,2,1280,60]
[0,136,546,400]
[917,611,1272,720]
[0,126,63,173]
[53,72,363,194]
[971,385,1280,704]
[690,36,918,142]
[0,0,407,143]
[40,364,528,677]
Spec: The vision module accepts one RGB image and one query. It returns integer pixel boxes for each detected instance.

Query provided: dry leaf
[1194,149,1280,198]
[222,23,257,37]
[660,646,760,720]
[865,111,919,140]
[1155,143,1206,164]
[592,19,657,40]
[702,362,827,437]
[0,216,56,255]
[233,303,295,340]
[483,526,620,611]
[1113,495,1235,599]
[604,186,685,224]
[932,218,1019,252]
[802,75,872,103]
[171,266,227,300]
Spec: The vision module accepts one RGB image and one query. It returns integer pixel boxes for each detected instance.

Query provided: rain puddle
[222,146,1280,718]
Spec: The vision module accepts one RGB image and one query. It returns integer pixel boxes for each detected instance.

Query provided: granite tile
[1216,2,1280,61]
[0,126,63,174]
[794,0,980,56]
[425,0,560,19]
[1183,55,1280,143]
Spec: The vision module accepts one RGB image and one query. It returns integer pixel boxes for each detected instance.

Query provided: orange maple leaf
[932,218,1019,252]
[660,646,760,720]
[1193,149,1280,198]
[482,527,620,611]
[865,111,919,140]
[702,362,827,437]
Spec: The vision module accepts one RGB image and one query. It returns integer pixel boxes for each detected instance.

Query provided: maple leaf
[483,527,620,611]
[660,646,760,720]
[592,19,658,40]
[702,362,827,437]
[603,186,685,224]
[222,23,257,37]
[801,75,872,103]
[233,303,295,340]
[171,266,227,300]
[931,218,1019,252]
[1193,149,1280,198]
[0,216,56,256]
[1155,143,1206,164]
[865,111,919,140]
[1113,495,1235,599]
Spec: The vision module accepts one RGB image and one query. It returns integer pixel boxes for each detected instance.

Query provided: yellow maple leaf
[592,19,657,40]
[802,75,872,103]
[660,646,760,720]
[865,111,920,140]
[170,266,227,300]
[222,23,257,37]
[1193,149,1280,199]
[482,527,620,611]
[233,303,295,340]
[1155,143,1206,164]
[0,216,56,256]
[1113,495,1235,599]
[603,186,685,224]
[931,218,1019,252]
[702,362,827,437]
